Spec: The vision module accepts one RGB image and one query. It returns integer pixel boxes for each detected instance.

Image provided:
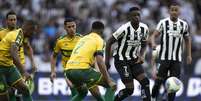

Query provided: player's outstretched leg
[65,78,78,98]
[152,78,163,100]
[136,73,151,101]
[8,87,16,101]
[104,87,115,101]
[95,76,116,101]
[114,81,134,101]
[71,85,88,101]
[13,80,32,101]
[168,92,176,101]
[70,87,77,98]
[89,86,104,101]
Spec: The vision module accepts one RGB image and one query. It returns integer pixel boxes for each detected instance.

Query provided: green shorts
[64,68,102,88]
[0,66,22,93]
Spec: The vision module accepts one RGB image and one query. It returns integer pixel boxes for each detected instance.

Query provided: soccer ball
[165,77,182,93]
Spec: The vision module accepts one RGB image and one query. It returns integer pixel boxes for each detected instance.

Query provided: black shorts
[157,60,181,79]
[114,59,144,83]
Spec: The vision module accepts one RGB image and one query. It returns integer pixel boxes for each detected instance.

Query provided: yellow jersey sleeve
[0,28,10,41]
[53,40,60,54]
[94,38,104,56]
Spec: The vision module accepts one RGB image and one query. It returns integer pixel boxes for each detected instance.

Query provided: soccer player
[50,18,81,98]
[0,20,37,101]
[65,21,116,101]
[150,2,192,101]
[0,11,37,101]
[105,6,151,101]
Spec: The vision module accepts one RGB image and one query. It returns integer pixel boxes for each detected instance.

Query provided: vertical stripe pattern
[158,18,189,62]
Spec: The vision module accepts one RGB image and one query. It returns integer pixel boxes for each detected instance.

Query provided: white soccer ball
[165,77,182,93]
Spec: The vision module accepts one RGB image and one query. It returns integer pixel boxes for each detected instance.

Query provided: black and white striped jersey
[156,17,189,62]
[112,22,149,61]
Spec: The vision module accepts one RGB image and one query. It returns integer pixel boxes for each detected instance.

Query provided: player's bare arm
[136,40,147,64]
[10,42,31,81]
[24,41,37,74]
[184,35,192,64]
[151,50,157,79]
[95,55,116,90]
[105,36,116,69]
[50,52,58,82]
[149,30,160,49]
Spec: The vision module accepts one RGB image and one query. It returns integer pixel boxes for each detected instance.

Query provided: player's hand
[50,72,56,83]
[108,79,117,91]
[135,56,144,64]
[23,72,32,81]
[187,55,192,64]
[31,63,37,74]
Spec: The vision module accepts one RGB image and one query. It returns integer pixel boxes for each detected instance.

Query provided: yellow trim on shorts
[11,77,23,86]
[0,91,8,95]
[88,74,103,89]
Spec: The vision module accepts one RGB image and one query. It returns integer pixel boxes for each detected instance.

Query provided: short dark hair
[129,6,140,12]
[64,17,75,25]
[6,11,16,19]
[24,20,38,29]
[92,21,104,30]
[168,2,180,8]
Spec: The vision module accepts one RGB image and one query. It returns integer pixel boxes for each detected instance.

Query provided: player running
[150,2,192,101]
[105,6,151,101]
[65,21,116,101]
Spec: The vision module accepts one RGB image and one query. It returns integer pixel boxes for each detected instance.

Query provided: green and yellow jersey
[0,29,24,67]
[65,32,104,70]
[0,27,26,65]
[0,28,12,41]
[53,34,82,68]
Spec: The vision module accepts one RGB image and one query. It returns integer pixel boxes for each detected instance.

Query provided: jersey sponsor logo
[167,30,182,37]
[61,50,72,57]
[127,40,141,46]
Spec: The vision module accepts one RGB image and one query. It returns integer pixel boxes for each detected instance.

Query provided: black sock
[114,88,133,101]
[152,79,163,98]
[140,78,151,101]
[168,93,176,101]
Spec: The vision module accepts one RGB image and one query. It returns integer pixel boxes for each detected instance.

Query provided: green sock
[104,88,115,101]
[71,87,88,101]
[9,93,16,101]
[22,93,33,101]
[94,95,105,101]
[70,87,78,98]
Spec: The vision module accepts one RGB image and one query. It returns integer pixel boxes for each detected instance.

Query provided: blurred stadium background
[1,0,201,101]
